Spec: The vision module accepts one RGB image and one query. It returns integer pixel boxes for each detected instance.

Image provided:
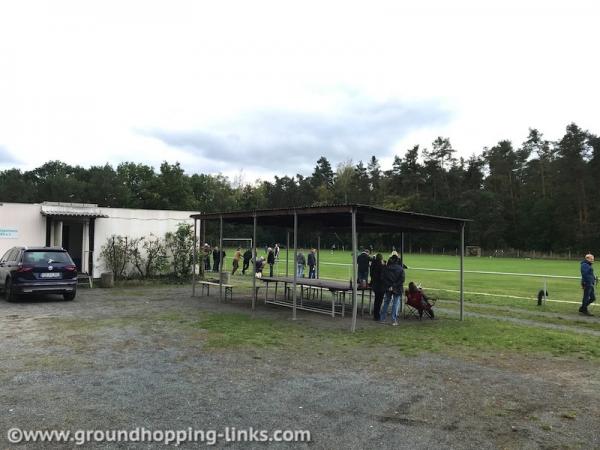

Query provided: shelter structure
[190,204,470,332]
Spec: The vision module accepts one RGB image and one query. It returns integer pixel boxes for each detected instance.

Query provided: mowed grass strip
[194,312,600,360]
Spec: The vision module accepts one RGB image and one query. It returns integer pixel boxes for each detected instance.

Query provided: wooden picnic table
[258,276,373,317]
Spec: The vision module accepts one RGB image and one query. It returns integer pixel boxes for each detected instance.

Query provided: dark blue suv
[0,247,78,301]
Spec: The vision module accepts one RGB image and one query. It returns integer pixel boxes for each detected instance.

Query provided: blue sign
[0,228,19,239]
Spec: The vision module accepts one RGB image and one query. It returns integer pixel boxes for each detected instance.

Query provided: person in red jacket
[405,282,434,319]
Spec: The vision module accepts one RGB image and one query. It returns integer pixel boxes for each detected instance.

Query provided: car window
[23,251,72,264]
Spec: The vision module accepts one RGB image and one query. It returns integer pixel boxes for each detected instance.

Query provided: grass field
[222,248,591,318]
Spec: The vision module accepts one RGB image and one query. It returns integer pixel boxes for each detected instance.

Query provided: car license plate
[40,272,61,278]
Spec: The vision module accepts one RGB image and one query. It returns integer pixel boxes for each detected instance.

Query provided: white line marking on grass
[424,287,589,305]
[318,262,579,280]
[316,262,586,305]
[410,267,579,280]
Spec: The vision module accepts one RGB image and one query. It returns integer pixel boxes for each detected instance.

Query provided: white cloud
[145,96,451,177]
[0,0,598,178]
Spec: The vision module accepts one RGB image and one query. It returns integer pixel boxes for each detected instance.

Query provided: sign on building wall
[0,228,19,239]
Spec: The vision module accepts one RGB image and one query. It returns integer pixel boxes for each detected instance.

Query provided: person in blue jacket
[580,254,596,316]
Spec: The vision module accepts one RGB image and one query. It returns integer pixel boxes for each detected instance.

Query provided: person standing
[580,254,596,316]
[357,249,371,287]
[274,243,280,261]
[307,248,317,278]
[242,248,253,275]
[202,244,211,272]
[296,252,306,278]
[231,247,242,275]
[255,256,265,277]
[370,253,385,321]
[380,254,405,326]
[212,246,220,272]
[267,247,275,277]
[220,248,226,270]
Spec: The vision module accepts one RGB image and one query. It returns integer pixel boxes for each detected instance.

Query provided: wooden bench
[199,281,233,301]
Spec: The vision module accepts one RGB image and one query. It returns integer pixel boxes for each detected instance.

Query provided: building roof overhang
[40,202,108,218]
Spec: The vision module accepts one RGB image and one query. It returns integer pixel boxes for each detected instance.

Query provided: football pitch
[239,249,587,315]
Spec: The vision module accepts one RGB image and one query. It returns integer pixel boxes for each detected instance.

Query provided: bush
[99,236,137,280]
[100,225,198,281]
[129,234,169,278]
[165,223,196,280]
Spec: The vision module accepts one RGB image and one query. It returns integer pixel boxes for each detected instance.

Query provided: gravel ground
[1,286,600,449]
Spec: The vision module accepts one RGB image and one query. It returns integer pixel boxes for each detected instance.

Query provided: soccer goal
[223,238,253,251]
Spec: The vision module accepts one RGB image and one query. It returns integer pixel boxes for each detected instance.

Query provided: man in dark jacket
[242,248,253,275]
[212,247,220,272]
[357,249,371,287]
[202,244,211,272]
[267,247,275,277]
[380,255,405,325]
[212,247,226,272]
[307,249,317,278]
[580,254,596,316]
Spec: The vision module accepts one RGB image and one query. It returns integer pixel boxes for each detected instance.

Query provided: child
[405,282,435,319]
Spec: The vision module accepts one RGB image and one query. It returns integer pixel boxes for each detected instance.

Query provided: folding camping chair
[404,285,437,320]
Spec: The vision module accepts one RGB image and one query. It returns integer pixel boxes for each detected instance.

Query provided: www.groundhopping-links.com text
[6,427,312,446]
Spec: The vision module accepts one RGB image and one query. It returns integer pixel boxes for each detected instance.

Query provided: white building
[0,202,195,278]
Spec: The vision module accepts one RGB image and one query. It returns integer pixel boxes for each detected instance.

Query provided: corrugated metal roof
[190,203,470,234]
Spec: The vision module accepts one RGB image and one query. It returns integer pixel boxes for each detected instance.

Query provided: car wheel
[63,290,76,301]
[5,278,17,302]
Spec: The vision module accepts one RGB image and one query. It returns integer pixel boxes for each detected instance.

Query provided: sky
[0,0,598,183]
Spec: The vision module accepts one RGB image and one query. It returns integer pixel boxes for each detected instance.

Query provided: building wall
[0,203,196,277]
[93,207,194,275]
[0,203,47,258]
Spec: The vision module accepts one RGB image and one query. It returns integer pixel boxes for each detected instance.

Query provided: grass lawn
[227,249,582,297]
[220,248,592,320]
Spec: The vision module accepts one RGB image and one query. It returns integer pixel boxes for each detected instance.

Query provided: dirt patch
[1,286,599,449]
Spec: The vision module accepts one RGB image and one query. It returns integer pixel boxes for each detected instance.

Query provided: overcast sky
[0,0,598,182]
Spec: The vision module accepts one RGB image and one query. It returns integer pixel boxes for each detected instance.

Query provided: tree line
[1,123,599,254]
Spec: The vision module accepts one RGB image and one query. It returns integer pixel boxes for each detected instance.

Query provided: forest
[1,123,599,254]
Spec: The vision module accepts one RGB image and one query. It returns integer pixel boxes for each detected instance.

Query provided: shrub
[129,234,168,278]
[165,223,196,279]
[99,235,135,280]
